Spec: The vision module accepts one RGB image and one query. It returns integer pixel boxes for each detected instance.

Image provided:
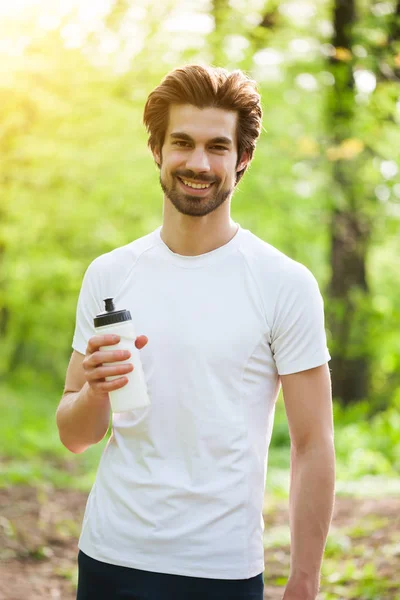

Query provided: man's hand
[83,334,149,403]
[282,576,318,600]
[56,333,149,453]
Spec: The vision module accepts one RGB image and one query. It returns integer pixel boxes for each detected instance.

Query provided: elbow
[291,433,335,455]
[56,408,88,455]
[68,445,87,455]
[58,429,88,455]
[64,439,87,454]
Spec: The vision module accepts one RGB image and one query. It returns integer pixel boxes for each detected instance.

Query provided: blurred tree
[247,1,280,55]
[0,0,398,408]
[209,0,233,65]
[0,62,38,376]
[326,0,400,405]
[325,0,370,405]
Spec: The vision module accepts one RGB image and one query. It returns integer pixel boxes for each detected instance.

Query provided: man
[56,64,335,600]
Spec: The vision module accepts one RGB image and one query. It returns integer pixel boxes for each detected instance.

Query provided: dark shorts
[76,550,264,600]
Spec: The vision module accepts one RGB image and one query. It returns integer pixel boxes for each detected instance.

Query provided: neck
[160,201,238,256]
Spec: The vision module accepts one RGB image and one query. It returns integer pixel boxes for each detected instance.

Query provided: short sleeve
[271,264,331,376]
[72,260,103,355]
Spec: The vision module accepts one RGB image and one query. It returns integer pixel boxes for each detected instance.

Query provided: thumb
[135,335,149,350]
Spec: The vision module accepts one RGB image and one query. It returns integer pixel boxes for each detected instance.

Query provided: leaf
[326,138,364,160]
[334,47,353,61]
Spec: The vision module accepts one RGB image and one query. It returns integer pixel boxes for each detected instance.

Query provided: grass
[1,378,400,599]
[0,379,106,489]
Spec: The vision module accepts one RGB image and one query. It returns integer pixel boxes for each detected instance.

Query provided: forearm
[287,439,336,597]
[56,383,111,454]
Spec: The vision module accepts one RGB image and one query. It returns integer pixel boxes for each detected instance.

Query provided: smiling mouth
[177,177,214,191]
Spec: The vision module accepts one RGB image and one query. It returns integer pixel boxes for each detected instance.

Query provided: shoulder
[238,228,318,291]
[81,229,159,296]
[87,229,158,275]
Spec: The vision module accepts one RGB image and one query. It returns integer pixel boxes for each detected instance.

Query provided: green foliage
[0,0,399,411]
[334,402,400,478]
[1,377,398,493]
[267,395,400,497]
[0,4,399,596]
[0,380,108,489]
[1,0,398,491]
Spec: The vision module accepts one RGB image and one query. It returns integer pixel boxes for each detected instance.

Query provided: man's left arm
[280,363,335,600]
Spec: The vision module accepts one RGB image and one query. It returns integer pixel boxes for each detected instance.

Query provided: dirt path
[0,487,399,599]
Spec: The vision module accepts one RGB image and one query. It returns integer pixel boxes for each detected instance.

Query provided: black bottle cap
[94,298,132,328]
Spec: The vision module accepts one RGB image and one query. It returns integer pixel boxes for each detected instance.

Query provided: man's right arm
[56,335,147,454]
[56,352,111,454]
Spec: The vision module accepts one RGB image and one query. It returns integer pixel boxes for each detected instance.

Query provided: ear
[236,151,250,172]
[152,146,161,166]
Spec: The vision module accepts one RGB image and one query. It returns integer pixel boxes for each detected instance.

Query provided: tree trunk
[326,0,371,405]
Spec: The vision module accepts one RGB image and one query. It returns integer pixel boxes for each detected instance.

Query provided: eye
[172,141,190,147]
[210,145,228,151]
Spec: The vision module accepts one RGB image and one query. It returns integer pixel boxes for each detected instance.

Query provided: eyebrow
[170,132,233,146]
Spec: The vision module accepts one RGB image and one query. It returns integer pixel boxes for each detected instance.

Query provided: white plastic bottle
[93,298,151,412]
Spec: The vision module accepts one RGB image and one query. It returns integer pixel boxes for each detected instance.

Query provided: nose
[185,147,210,173]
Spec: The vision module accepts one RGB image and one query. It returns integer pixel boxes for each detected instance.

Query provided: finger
[86,335,120,354]
[92,376,130,393]
[135,335,148,350]
[87,363,134,381]
[85,349,131,368]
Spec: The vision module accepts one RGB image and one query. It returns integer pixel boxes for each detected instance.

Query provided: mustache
[174,170,218,184]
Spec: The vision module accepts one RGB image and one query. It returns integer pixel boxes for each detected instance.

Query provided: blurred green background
[0,0,400,598]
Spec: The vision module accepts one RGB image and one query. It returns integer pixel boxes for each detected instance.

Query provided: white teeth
[181,179,211,189]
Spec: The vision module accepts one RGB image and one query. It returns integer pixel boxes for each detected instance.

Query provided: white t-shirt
[72,223,331,580]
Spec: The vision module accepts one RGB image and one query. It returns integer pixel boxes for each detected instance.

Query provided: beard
[159,170,233,217]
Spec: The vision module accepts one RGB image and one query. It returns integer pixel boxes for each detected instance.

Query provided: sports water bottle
[93,298,150,412]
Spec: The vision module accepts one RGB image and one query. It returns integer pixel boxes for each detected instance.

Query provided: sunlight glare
[0,0,38,16]
[279,1,316,24]
[354,70,377,94]
[164,12,214,34]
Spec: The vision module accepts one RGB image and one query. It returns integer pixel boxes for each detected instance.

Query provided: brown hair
[143,64,262,184]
